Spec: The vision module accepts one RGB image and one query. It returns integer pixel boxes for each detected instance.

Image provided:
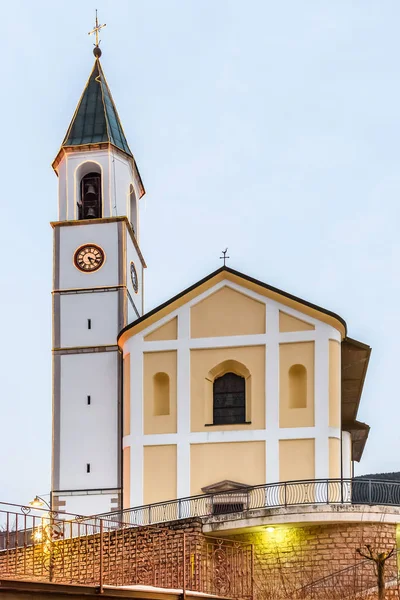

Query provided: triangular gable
[201,480,250,493]
[118,266,347,345]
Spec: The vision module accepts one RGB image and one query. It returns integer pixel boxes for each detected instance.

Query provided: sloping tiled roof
[62,59,132,157]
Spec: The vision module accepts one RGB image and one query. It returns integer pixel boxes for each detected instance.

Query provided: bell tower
[51,25,145,515]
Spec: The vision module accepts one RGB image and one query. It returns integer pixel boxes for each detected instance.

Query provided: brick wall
[228,521,399,599]
[0,515,398,599]
[0,518,252,599]
[0,519,204,588]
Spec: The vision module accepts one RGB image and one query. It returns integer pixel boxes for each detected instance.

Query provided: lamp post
[29,495,51,510]
[29,494,61,582]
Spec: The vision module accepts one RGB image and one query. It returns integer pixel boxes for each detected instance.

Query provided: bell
[86,207,96,218]
[85,184,96,198]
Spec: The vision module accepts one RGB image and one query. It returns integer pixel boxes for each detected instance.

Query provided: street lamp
[29,494,61,581]
[29,495,51,510]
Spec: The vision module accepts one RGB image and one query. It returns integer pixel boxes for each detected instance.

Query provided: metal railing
[0,501,253,598]
[97,478,400,526]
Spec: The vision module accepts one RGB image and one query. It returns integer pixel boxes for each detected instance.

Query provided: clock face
[74,244,105,272]
[130,261,138,293]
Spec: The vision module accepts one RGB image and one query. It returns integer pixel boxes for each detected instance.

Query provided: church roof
[61,59,132,157]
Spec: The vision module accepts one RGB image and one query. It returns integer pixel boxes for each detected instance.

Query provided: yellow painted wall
[279,311,315,332]
[190,345,265,431]
[143,445,177,504]
[144,317,178,341]
[279,439,315,481]
[279,342,315,428]
[123,446,130,509]
[329,340,341,428]
[190,441,265,495]
[123,354,130,437]
[190,286,266,338]
[143,351,177,434]
[329,437,341,478]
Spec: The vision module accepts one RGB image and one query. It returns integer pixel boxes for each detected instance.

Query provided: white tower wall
[57,150,142,224]
[52,152,145,516]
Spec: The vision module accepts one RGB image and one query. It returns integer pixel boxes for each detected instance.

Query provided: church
[51,36,371,517]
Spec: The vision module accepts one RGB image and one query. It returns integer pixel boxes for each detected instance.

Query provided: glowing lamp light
[33,529,43,542]
[265,526,275,533]
[29,496,45,508]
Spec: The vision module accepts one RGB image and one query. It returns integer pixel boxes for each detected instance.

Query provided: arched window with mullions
[213,372,246,425]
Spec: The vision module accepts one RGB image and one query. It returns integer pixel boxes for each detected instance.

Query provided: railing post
[284,482,287,507]
[148,505,152,524]
[326,479,329,504]
[178,499,182,520]
[99,520,104,593]
[250,543,254,600]
[341,478,344,504]
[368,479,372,505]
[182,533,186,600]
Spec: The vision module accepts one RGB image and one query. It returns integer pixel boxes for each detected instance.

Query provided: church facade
[51,50,371,517]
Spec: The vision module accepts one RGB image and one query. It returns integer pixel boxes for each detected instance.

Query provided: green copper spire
[62,59,132,157]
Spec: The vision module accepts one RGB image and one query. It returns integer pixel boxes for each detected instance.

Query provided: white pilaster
[314,327,330,479]
[177,305,191,498]
[265,302,280,483]
[129,338,144,507]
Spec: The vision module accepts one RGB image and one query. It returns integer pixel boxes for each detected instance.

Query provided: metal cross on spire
[220,248,230,266]
[88,9,106,49]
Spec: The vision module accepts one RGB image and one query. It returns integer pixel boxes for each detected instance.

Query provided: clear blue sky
[1,0,399,505]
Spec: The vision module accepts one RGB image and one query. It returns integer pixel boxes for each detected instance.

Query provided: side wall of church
[121,275,345,508]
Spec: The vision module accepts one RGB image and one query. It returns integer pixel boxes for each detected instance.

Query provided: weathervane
[220,248,230,266]
[88,9,106,57]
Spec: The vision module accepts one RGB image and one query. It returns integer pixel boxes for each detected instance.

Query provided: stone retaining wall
[227,521,399,599]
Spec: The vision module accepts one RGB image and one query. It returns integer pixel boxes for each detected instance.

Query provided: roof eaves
[341,337,371,421]
[343,420,370,462]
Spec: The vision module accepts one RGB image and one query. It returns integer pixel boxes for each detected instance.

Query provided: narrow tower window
[153,372,170,416]
[87,395,91,405]
[87,319,91,329]
[213,372,245,425]
[79,173,102,220]
[86,463,91,473]
[289,364,307,408]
